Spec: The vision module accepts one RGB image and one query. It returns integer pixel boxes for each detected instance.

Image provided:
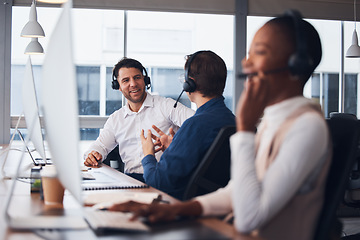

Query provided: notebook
[84,191,160,206]
[82,171,148,191]
[17,130,53,166]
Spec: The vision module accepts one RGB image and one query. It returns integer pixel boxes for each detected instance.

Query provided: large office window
[106,66,122,115]
[344,74,358,114]
[126,11,234,109]
[11,6,360,144]
[246,17,360,118]
[11,7,235,143]
[77,66,100,115]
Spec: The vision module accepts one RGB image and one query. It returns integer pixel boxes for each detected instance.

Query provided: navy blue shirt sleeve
[141,97,235,199]
[142,119,211,198]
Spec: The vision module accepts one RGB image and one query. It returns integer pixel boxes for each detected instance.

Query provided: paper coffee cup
[110,160,119,169]
[41,166,65,206]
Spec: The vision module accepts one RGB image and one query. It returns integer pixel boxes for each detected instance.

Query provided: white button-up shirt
[84,93,195,173]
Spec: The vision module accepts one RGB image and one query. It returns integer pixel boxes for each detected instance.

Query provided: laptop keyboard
[84,209,149,232]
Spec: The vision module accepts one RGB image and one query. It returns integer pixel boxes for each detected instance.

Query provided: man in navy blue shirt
[140,50,235,199]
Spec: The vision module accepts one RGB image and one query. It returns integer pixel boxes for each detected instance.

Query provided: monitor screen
[41,0,83,204]
[22,57,46,161]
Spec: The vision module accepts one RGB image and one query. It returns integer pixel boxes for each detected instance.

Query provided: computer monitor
[4,0,87,230]
[1,57,48,177]
[22,57,47,161]
[17,130,52,166]
[41,0,83,204]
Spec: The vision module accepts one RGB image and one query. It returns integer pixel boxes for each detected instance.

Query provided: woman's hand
[109,201,179,223]
[236,72,269,132]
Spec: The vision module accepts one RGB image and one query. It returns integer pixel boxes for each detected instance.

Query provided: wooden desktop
[0,145,261,240]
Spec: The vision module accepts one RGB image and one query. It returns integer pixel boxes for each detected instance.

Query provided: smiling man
[83,58,194,181]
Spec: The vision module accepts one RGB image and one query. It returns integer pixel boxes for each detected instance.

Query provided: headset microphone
[174,51,204,108]
[237,66,289,78]
[173,89,185,108]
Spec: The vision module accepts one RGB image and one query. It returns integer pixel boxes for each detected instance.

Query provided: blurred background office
[2,0,360,150]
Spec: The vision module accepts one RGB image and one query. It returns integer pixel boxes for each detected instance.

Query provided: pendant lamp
[21,0,45,38]
[346,0,360,58]
[24,38,44,55]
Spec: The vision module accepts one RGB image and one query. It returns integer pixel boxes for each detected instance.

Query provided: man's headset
[112,65,151,90]
[174,51,206,108]
[238,9,314,78]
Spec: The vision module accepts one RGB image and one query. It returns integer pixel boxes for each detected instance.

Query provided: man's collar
[123,92,154,118]
[196,96,224,113]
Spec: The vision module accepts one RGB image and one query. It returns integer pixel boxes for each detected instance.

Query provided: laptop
[17,130,52,166]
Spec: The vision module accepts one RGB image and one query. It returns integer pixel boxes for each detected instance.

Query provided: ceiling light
[20,1,45,38]
[24,38,44,55]
[346,0,360,58]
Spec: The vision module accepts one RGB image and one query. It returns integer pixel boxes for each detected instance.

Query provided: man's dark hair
[185,50,227,98]
[267,15,322,84]
[113,57,145,80]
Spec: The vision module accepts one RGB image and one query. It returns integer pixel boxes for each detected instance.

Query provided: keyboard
[84,209,149,232]
[34,158,53,166]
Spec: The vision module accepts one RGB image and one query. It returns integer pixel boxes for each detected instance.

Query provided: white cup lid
[41,165,58,177]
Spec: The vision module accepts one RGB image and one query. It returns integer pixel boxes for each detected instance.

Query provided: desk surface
[0,145,261,240]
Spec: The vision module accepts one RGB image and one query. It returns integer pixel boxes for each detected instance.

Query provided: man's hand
[151,125,175,153]
[140,129,155,156]
[236,72,269,132]
[84,151,102,167]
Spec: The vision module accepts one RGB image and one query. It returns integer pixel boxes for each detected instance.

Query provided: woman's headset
[284,9,314,76]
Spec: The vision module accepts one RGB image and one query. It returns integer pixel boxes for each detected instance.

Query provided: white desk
[0,144,261,240]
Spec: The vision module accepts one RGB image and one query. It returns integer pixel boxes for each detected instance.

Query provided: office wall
[13,0,360,21]
[0,0,12,144]
[249,0,358,21]
[13,0,235,14]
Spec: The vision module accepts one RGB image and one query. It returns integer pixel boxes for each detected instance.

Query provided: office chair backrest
[182,125,236,200]
[103,145,124,172]
[313,114,360,240]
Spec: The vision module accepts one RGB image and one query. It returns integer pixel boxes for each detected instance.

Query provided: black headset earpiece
[284,9,314,76]
[184,51,205,93]
[173,51,205,108]
[142,67,151,90]
[112,66,151,90]
[112,71,120,90]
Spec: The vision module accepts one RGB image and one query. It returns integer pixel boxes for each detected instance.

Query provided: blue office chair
[182,125,236,201]
[313,113,360,240]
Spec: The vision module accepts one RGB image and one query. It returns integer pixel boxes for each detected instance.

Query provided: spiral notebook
[82,171,148,191]
[82,182,149,191]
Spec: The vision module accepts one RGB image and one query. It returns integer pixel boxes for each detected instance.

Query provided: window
[247,17,360,118]
[106,66,122,115]
[344,74,357,115]
[11,7,235,144]
[126,11,234,109]
[77,66,100,115]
